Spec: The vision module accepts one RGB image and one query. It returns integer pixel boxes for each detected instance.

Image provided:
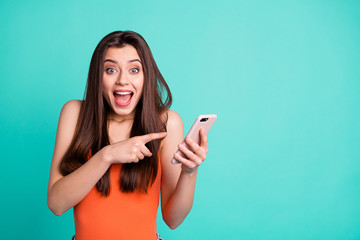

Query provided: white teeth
[114,92,132,95]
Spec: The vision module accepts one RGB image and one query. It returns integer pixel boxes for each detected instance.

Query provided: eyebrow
[104,59,142,64]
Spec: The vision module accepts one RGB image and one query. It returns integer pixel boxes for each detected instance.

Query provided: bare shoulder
[57,100,83,132]
[162,109,183,131]
[60,99,82,117]
[160,109,184,156]
[55,99,83,155]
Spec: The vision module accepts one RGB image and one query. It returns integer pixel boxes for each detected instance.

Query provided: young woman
[47,31,209,240]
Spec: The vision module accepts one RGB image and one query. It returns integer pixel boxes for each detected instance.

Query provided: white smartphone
[171,114,217,164]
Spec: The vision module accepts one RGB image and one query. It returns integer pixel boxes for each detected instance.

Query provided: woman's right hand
[104,132,167,164]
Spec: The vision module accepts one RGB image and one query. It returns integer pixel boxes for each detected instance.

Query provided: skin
[47,45,209,229]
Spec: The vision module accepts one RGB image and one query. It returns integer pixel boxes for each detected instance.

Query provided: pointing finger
[141,132,167,144]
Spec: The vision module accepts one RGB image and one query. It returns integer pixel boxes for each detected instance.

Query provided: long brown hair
[59,31,172,196]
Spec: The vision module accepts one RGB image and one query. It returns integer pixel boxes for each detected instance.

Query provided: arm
[160,110,208,229]
[47,100,111,216]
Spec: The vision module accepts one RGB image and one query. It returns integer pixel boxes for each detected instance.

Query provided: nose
[116,71,129,85]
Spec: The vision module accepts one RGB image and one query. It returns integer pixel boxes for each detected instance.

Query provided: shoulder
[57,100,83,139]
[160,109,184,153]
[60,99,82,116]
[162,109,183,131]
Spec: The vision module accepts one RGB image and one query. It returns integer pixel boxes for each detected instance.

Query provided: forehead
[104,45,140,62]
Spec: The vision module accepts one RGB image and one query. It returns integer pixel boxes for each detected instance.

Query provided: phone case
[171,114,217,164]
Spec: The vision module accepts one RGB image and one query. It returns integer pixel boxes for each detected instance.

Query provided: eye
[106,68,117,74]
[130,68,139,74]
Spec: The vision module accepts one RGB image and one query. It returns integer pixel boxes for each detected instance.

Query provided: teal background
[1,0,359,239]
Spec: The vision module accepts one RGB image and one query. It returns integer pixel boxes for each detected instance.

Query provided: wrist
[181,166,198,177]
[101,145,113,165]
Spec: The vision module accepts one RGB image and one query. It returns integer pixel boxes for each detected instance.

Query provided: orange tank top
[73,154,161,240]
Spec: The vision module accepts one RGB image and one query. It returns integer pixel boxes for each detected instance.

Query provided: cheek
[133,76,144,92]
[102,80,112,100]
[102,76,112,91]
[102,89,110,105]
[102,88,107,98]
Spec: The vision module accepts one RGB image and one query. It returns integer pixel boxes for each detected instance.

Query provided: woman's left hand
[173,128,209,173]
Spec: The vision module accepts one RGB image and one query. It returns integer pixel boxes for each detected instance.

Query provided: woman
[47,31,209,240]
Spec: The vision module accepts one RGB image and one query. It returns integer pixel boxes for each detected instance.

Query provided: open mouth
[113,91,133,107]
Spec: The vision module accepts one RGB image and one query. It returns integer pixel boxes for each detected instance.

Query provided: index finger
[140,132,168,144]
[200,128,208,149]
